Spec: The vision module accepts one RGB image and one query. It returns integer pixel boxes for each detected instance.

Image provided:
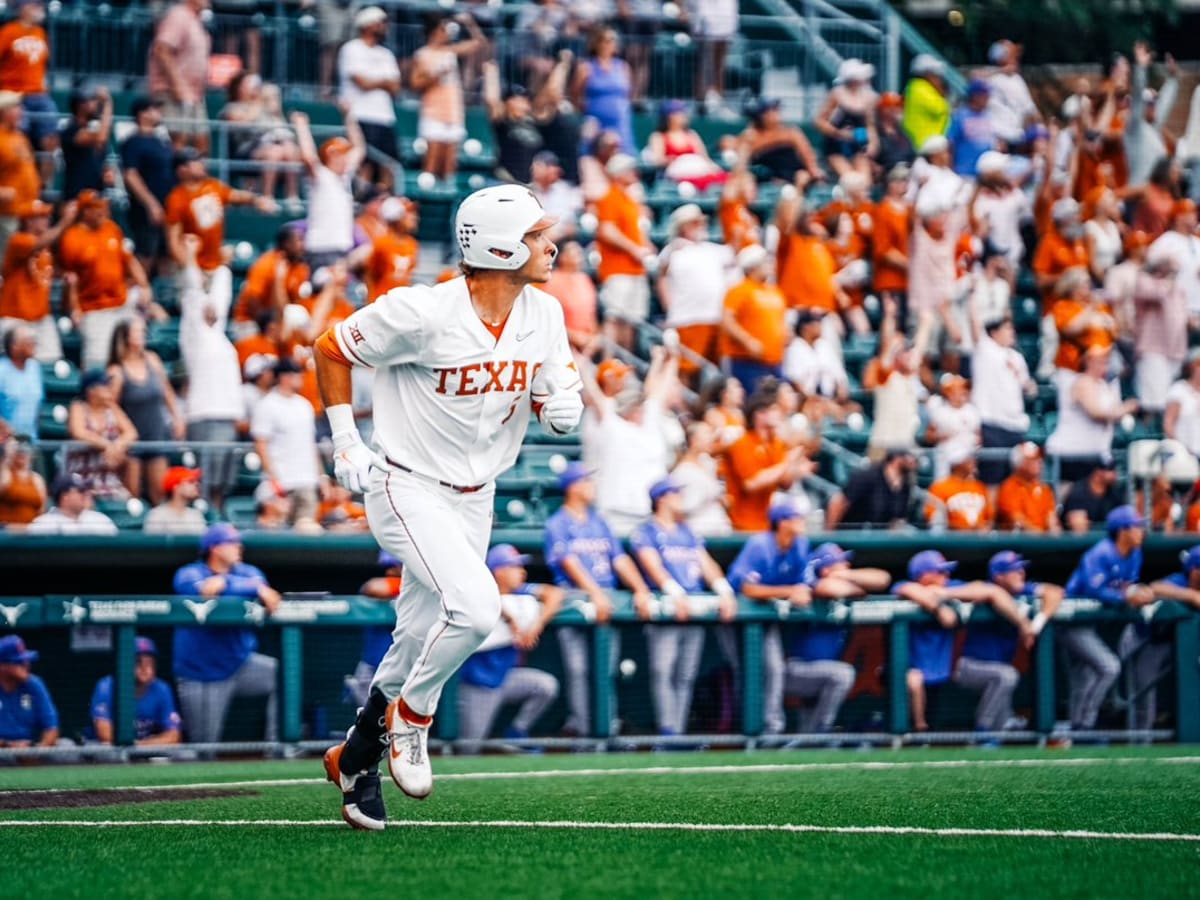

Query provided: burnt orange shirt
[925,476,993,531]
[720,277,787,365]
[235,333,281,369]
[718,196,759,252]
[1032,230,1088,307]
[165,179,234,271]
[872,198,910,294]
[0,232,51,321]
[234,250,310,322]
[595,185,646,281]
[725,430,788,532]
[58,220,132,312]
[1052,297,1115,371]
[777,234,837,312]
[365,233,419,300]
[995,475,1058,532]
[1187,501,1200,533]
[821,199,874,247]
[0,127,38,217]
[0,23,48,94]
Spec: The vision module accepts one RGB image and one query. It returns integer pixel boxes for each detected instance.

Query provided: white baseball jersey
[332,276,577,486]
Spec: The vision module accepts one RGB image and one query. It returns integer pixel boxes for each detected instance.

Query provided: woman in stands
[814,59,878,181]
[571,26,635,155]
[645,99,726,191]
[1047,343,1138,483]
[220,73,302,206]
[106,318,184,505]
[66,369,138,502]
[411,12,488,179]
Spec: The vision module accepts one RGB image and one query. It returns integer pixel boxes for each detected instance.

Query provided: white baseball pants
[365,466,500,718]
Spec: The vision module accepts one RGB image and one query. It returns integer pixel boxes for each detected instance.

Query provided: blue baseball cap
[649,477,683,503]
[200,522,242,554]
[135,636,158,657]
[486,544,531,572]
[0,635,38,665]
[1105,505,1145,535]
[908,550,958,580]
[810,542,853,574]
[377,550,401,569]
[558,461,595,491]
[967,78,991,97]
[769,497,808,527]
[1181,546,1200,572]
[79,368,112,395]
[988,551,1029,579]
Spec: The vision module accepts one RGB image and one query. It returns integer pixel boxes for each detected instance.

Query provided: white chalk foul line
[0,818,1197,842]
[5,755,1200,794]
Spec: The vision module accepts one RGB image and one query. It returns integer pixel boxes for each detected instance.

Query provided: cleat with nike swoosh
[324,740,387,831]
[385,700,433,799]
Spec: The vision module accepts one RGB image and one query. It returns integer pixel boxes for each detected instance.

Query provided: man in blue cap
[0,634,59,748]
[727,496,814,734]
[784,543,891,733]
[457,544,563,746]
[947,79,996,177]
[1117,547,1200,730]
[543,461,654,736]
[897,550,1032,732]
[345,550,403,707]
[172,523,284,746]
[630,477,736,736]
[90,636,182,746]
[1063,504,1154,731]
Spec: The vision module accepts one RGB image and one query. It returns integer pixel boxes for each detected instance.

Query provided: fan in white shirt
[925,374,982,480]
[27,473,118,535]
[971,151,1029,269]
[1165,350,1200,457]
[291,110,367,265]
[670,420,732,537]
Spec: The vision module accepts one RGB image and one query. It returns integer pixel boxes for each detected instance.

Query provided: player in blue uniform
[951,552,1062,736]
[1116,545,1200,730]
[1062,505,1155,731]
[726,498,814,735]
[787,543,891,732]
[544,462,654,736]
[457,545,563,745]
[897,550,1032,732]
[0,635,59,748]
[172,523,284,744]
[630,477,736,736]
[90,636,182,745]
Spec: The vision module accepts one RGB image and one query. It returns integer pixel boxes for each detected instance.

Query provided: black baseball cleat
[324,742,387,831]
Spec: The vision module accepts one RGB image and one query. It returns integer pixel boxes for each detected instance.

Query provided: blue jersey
[90,676,182,740]
[460,585,536,689]
[726,533,811,592]
[0,674,58,741]
[947,107,996,175]
[629,519,707,593]
[361,627,393,669]
[961,582,1038,663]
[544,506,628,589]
[898,578,966,684]
[1065,539,1143,605]
[173,561,269,682]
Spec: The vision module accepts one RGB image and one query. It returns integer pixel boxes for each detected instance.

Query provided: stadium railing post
[742,622,764,736]
[113,625,137,747]
[1174,616,1200,742]
[280,626,303,743]
[439,675,460,743]
[592,624,614,739]
[888,620,909,733]
[1034,622,1057,734]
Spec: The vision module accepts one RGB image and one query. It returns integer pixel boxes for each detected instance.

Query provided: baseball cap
[274,357,303,376]
[887,161,911,182]
[939,373,969,394]
[945,443,975,469]
[737,244,769,272]
[648,477,683,503]
[1124,229,1152,253]
[919,135,949,156]
[486,543,532,572]
[200,522,242,554]
[835,58,875,85]
[135,636,158,657]
[660,98,688,117]
[1105,505,1145,534]
[0,635,38,665]
[910,54,944,77]
[162,466,201,495]
[745,96,782,120]
[878,91,903,112]
[378,550,401,569]
[1094,454,1118,472]
[988,550,1029,579]
[1172,198,1198,219]
[809,542,853,574]
[908,550,958,580]
[354,5,387,28]
[558,461,594,491]
[130,96,162,118]
[50,471,90,501]
[975,150,1009,176]
[605,154,638,178]
[380,196,408,223]
[75,188,108,211]
[1180,546,1200,573]
[966,78,991,97]
[174,146,203,168]
[1052,197,1081,223]
[532,150,562,168]
[768,496,809,527]
[243,353,276,381]
[668,203,706,235]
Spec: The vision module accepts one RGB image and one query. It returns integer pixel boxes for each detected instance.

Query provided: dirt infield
[0,788,253,810]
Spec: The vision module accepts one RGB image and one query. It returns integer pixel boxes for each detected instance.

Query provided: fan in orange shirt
[724,394,810,531]
[995,442,1061,533]
[1050,266,1116,372]
[294,262,357,414]
[872,164,912,299]
[352,196,419,301]
[718,162,761,252]
[0,200,73,361]
[925,450,993,531]
[165,147,276,272]
[0,0,53,174]
[234,224,310,323]
[821,170,874,250]
[720,245,787,392]
[776,200,844,315]
[0,91,39,228]
[595,154,654,351]
[1032,197,1089,308]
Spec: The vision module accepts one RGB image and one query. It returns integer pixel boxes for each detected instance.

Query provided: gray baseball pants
[557,625,621,735]
[456,667,560,741]
[1061,626,1122,729]
[953,656,1019,731]
[1117,624,1173,731]
[176,652,278,743]
[645,624,705,734]
[785,658,856,732]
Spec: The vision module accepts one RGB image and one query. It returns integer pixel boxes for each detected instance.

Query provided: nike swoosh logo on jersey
[516,330,534,341]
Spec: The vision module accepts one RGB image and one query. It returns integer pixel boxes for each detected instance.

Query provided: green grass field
[3,747,1200,899]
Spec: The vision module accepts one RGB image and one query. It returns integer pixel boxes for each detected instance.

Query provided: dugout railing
[0,592,1195,755]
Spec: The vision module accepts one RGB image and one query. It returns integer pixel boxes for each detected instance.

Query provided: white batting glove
[539,391,583,434]
[332,429,375,493]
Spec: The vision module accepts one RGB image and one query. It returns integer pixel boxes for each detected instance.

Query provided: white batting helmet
[454,184,558,271]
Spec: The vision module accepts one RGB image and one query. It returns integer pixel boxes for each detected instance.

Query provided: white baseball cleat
[385,700,433,800]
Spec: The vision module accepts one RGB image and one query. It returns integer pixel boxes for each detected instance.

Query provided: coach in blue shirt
[543,463,653,736]
[0,635,59,748]
[90,636,182,745]
[173,523,283,744]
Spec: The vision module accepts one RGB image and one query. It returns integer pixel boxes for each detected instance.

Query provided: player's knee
[998,666,1019,690]
[833,663,856,691]
[1099,653,1122,679]
[536,672,560,700]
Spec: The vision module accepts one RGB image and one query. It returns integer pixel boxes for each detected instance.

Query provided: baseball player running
[314,184,583,830]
